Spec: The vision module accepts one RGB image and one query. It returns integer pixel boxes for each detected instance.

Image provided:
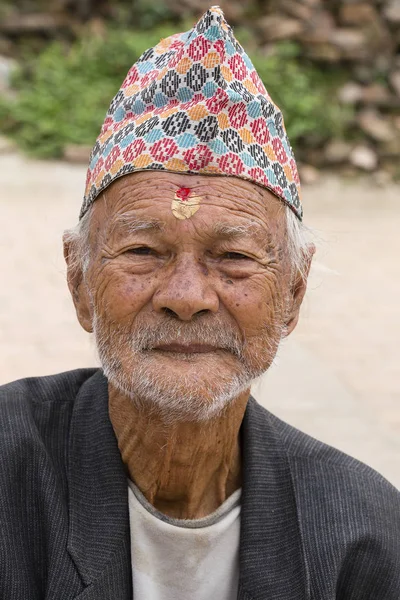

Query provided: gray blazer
[0,369,399,599]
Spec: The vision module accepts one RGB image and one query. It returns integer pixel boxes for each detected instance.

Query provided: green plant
[0,25,176,157]
[0,27,351,159]
[120,0,175,29]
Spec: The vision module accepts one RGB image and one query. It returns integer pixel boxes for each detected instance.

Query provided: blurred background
[0,0,399,487]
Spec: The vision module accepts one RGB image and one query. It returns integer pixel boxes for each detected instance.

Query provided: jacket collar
[67,370,308,598]
[67,370,130,587]
[238,397,309,600]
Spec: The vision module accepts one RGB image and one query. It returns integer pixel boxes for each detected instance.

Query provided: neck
[108,387,249,519]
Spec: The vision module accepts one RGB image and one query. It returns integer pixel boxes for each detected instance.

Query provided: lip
[153,344,218,353]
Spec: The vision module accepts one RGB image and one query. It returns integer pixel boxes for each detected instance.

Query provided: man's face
[68,172,307,421]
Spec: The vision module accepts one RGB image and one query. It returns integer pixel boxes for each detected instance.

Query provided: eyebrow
[212,222,259,239]
[109,215,165,237]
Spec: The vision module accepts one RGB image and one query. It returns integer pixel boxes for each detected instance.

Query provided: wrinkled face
[67,172,309,421]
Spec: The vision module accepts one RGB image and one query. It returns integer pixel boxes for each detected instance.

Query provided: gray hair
[63,206,93,277]
[63,203,314,281]
[285,206,314,281]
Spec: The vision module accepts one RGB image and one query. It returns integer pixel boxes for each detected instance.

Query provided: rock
[362,83,392,106]
[390,70,400,97]
[298,163,320,185]
[338,82,363,104]
[339,3,379,25]
[258,16,304,42]
[358,110,395,142]
[300,10,335,44]
[220,2,246,22]
[381,135,400,157]
[330,29,368,59]
[353,65,374,84]
[384,0,400,24]
[0,13,67,34]
[0,55,16,93]
[368,21,392,55]
[374,54,392,75]
[303,42,341,61]
[350,145,378,171]
[300,0,322,5]
[281,0,313,21]
[63,144,92,164]
[323,140,352,164]
[0,36,13,55]
[393,115,400,130]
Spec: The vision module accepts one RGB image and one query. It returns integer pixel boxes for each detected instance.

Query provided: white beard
[93,312,284,423]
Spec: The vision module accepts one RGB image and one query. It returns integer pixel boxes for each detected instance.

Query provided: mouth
[152,343,219,354]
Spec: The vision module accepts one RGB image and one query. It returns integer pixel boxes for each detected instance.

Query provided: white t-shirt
[128,480,241,600]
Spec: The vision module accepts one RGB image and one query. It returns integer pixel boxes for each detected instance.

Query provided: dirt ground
[1,151,399,488]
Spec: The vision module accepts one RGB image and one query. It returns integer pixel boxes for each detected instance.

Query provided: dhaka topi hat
[81,6,303,221]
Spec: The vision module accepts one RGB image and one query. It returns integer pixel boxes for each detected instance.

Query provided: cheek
[93,268,156,321]
[220,275,284,336]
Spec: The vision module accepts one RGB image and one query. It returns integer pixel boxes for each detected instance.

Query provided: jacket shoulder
[0,368,99,407]
[261,404,400,598]
[0,370,98,599]
[269,407,398,489]
[0,368,99,459]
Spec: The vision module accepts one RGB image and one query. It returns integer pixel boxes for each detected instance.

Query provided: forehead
[92,171,286,236]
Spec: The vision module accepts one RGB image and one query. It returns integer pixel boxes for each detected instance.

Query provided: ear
[63,237,93,333]
[284,244,315,337]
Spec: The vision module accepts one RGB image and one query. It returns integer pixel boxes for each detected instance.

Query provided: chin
[103,354,254,423]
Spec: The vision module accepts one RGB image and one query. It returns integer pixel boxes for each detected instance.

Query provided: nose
[152,256,219,321]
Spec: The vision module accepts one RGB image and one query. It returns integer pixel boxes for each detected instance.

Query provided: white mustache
[128,319,244,358]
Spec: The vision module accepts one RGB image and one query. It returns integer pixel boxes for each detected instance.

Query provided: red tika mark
[176,187,191,202]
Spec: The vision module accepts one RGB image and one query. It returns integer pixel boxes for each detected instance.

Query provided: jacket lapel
[67,370,132,598]
[238,398,309,600]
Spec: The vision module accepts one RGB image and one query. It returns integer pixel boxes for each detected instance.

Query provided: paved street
[1,151,399,488]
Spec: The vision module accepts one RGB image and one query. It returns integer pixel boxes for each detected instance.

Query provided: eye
[223,252,249,260]
[126,246,154,256]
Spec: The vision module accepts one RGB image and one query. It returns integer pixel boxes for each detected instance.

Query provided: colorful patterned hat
[81,6,303,220]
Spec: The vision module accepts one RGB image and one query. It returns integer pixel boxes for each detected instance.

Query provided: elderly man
[1,6,399,600]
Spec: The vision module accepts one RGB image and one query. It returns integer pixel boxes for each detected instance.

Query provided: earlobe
[73,283,94,334]
[284,275,307,336]
[284,245,315,337]
[63,239,93,333]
